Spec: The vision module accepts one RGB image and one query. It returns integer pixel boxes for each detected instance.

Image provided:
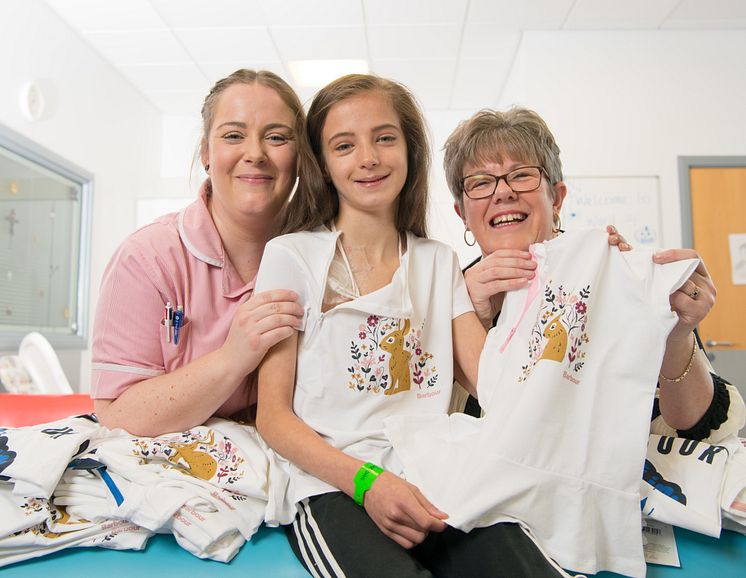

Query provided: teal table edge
[2,525,744,577]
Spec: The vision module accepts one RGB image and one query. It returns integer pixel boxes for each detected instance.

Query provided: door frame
[678,156,746,246]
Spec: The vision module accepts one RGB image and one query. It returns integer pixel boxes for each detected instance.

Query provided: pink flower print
[361,356,375,369]
[359,324,366,332]
[575,302,587,314]
[358,332,366,339]
[375,367,383,378]
[570,295,578,304]
[415,347,422,355]
[367,315,379,327]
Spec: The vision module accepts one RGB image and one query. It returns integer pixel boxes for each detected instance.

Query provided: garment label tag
[642,520,680,567]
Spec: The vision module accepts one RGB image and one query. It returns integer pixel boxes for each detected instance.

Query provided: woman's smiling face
[201,82,298,220]
[457,154,566,255]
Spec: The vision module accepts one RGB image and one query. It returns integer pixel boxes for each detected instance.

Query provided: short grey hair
[443,107,563,209]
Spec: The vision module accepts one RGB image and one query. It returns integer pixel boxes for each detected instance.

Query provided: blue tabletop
[2,525,744,577]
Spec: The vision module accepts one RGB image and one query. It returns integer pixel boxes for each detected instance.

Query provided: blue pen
[173,305,184,345]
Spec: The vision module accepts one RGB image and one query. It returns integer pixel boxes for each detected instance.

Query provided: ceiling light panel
[44,0,166,32]
[83,30,190,66]
[173,27,279,63]
[363,0,468,25]
[272,26,367,61]
[367,25,461,60]
[467,0,574,29]
[199,61,288,84]
[151,0,268,28]
[260,0,363,27]
[565,0,681,29]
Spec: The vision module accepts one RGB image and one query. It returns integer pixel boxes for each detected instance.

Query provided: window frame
[0,123,93,350]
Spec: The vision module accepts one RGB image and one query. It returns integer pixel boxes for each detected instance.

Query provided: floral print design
[347,315,438,394]
[519,282,591,383]
[130,429,245,486]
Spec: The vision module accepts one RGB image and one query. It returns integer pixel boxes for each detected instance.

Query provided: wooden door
[689,168,746,381]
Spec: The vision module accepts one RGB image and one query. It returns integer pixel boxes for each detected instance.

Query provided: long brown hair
[282,74,430,237]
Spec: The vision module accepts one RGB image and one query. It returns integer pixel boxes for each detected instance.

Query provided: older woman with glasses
[446,107,744,441]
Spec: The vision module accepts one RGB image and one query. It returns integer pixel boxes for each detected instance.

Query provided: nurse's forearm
[94,348,246,437]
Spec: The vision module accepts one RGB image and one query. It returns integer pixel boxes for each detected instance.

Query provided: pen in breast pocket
[164,301,173,343]
[173,305,184,345]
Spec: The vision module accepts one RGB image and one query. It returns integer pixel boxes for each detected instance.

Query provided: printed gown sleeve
[254,241,311,331]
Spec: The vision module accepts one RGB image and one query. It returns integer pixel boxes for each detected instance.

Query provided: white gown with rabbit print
[254,227,473,523]
[385,228,699,578]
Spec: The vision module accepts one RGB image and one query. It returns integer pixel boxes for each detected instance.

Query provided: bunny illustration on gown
[381,319,411,396]
[539,314,568,363]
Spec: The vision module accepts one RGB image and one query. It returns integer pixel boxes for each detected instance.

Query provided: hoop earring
[552,212,562,235]
[463,228,476,247]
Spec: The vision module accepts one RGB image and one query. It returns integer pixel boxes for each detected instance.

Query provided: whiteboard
[561,176,661,246]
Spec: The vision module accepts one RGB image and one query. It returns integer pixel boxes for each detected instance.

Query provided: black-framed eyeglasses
[461,166,547,199]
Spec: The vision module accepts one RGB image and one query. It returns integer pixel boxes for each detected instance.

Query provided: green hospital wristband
[353,462,384,506]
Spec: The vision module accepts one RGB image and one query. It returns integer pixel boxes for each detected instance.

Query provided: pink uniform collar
[178,182,255,298]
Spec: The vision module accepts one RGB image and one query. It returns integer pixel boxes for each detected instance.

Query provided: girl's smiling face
[320,90,407,221]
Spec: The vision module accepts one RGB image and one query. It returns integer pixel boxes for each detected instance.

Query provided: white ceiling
[43,0,746,115]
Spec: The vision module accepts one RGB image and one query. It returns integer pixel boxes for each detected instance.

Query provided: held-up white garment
[254,228,473,521]
[641,434,729,536]
[386,228,698,578]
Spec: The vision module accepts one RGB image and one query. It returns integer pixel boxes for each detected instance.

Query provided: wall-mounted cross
[5,209,19,248]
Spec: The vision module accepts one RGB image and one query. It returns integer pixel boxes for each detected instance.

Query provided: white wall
[0,0,165,391]
[3,12,745,390]
[428,30,746,258]
[158,30,746,267]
